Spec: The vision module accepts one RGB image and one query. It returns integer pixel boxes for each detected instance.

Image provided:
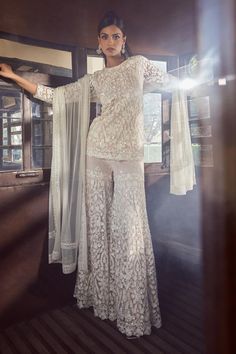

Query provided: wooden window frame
[0,32,87,187]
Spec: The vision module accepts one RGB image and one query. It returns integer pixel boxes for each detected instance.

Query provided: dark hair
[97,11,126,35]
[97,11,132,60]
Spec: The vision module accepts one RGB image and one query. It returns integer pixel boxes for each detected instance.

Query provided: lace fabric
[74,156,161,337]
[34,55,196,194]
[34,55,177,161]
[86,55,175,160]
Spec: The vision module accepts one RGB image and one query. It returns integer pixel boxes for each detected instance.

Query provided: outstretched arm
[142,56,179,92]
[141,56,196,194]
[0,63,37,95]
[1,63,97,105]
[0,63,54,104]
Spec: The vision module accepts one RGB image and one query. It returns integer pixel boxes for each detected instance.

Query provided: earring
[96,46,102,55]
[121,44,126,54]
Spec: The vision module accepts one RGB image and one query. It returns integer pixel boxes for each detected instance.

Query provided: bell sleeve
[33,74,98,104]
[142,56,196,195]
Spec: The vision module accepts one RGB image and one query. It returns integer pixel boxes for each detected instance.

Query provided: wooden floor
[0,278,205,354]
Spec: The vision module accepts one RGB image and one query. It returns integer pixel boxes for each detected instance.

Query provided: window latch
[15,171,40,178]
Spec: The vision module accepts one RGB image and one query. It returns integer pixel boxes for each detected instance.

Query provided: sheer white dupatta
[170,89,196,195]
[49,75,90,274]
[142,56,196,195]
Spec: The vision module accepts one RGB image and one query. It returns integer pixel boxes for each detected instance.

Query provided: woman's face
[98,25,126,57]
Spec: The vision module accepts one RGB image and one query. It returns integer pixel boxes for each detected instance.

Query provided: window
[31,100,53,168]
[0,35,74,185]
[0,85,23,171]
[0,38,72,76]
[87,55,104,74]
[143,60,167,163]
[179,53,214,167]
[0,79,54,174]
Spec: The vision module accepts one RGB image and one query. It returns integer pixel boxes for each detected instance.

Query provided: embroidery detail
[34,56,172,161]
[74,157,162,337]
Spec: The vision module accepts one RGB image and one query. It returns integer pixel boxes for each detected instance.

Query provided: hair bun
[97,11,125,35]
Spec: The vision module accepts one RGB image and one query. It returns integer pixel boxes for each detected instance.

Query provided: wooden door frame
[197,0,236,353]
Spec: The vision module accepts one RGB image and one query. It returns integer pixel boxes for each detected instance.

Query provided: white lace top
[34,55,177,160]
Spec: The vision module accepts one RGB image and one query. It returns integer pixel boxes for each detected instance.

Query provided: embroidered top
[34,55,177,160]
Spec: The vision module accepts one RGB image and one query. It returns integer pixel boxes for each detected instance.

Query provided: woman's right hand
[0,63,37,95]
[0,63,15,79]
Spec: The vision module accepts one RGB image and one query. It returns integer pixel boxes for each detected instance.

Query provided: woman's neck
[106,55,124,68]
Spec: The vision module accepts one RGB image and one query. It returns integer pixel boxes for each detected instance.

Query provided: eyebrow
[100,32,122,36]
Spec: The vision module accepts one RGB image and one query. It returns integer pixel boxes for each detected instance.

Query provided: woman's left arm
[142,56,179,93]
[141,56,196,195]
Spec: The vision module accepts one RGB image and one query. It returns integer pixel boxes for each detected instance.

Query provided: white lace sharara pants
[74,156,162,337]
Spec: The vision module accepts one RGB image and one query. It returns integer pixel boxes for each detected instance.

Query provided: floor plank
[0,280,205,354]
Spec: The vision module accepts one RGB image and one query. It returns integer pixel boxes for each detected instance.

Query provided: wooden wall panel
[0,183,76,329]
[0,0,197,55]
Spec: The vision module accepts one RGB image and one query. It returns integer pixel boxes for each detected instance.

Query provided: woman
[0,11,195,337]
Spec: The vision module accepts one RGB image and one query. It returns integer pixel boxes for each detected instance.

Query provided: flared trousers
[74,156,161,337]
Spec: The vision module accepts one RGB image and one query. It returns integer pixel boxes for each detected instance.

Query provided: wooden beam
[198,0,236,353]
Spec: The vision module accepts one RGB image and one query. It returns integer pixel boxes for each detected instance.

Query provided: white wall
[0,39,72,69]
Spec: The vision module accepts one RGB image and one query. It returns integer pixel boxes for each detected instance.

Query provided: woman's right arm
[0,63,54,104]
[0,63,37,95]
[1,63,98,105]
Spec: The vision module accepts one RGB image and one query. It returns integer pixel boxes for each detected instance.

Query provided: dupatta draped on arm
[170,89,196,194]
[49,75,90,274]
[143,56,196,195]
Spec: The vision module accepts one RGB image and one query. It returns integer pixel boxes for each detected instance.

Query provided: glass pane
[150,60,167,72]
[143,60,167,163]
[0,148,22,170]
[190,123,212,138]
[189,96,210,120]
[87,56,104,74]
[192,143,214,167]
[31,101,52,167]
[144,93,162,163]
[32,102,53,120]
[32,147,52,168]
[0,88,23,171]
[32,120,52,146]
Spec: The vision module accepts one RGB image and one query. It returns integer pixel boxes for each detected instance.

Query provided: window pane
[190,123,212,138]
[0,148,22,170]
[144,60,167,163]
[144,93,162,163]
[189,96,210,120]
[150,60,167,73]
[32,147,52,168]
[0,87,23,171]
[31,101,52,167]
[32,120,52,146]
[192,144,214,167]
[87,56,104,74]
